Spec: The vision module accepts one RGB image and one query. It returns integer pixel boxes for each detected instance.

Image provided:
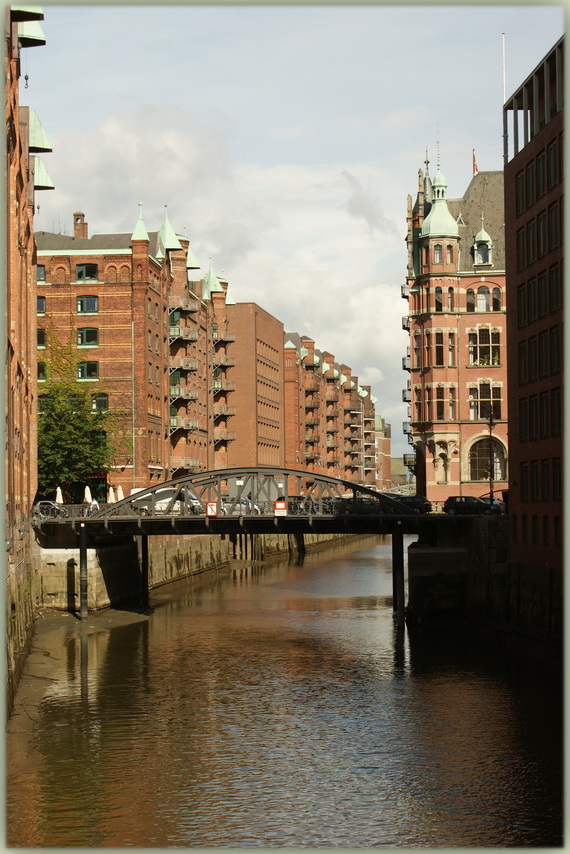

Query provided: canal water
[7,536,563,847]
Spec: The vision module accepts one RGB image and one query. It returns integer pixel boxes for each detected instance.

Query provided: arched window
[414,333,421,368]
[469,438,507,481]
[446,244,453,264]
[477,286,491,311]
[447,287,454,311]
[492,288,501,311]
[466,289,475,312]
[434,244,443,263]
[475,243,490,264]
[425,331,431,366]
[423,246,429,266]
[435,332,444,366]
[435,287,443,312]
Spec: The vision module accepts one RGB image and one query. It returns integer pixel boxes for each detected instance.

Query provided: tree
[37,329,130,500]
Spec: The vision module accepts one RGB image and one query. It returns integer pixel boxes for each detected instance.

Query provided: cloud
[341,169,399,237]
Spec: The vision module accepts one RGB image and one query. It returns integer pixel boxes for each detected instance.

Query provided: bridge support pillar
[79,522,88,621]
[392,526,405,626]
[140,535,149,609]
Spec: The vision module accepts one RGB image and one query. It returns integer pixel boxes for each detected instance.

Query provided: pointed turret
[131,202,149,242]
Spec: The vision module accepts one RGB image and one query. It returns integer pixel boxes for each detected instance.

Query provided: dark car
[478,496,506,514]
[336,496,384,515]
[443,495,498,515]
[393,495,432,514]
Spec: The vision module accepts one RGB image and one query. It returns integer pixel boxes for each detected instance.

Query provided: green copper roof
[28,110,51,152]
[157,206,182,253]
[10,6,44,21]
[32,156,54,190]
[131,203,149,242]
[202,259,224,300]
[420,169,459,238]
[475,215,492,244]
[17,18,45,46]
[186,245,200,269]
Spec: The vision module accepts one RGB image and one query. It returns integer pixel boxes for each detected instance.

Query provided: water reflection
[7,536,562,847]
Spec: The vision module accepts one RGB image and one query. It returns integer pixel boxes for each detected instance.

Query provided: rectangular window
[518,341,528,384]
[77,327,99,347]
[543,516,549,547]
[551,388,561,435]
[516,228,526,271]
[548,203,559,250]
[526,221,536,265]
[515,171,525,214]
[538,271,548,317]
[538,332,549,377]
[517,284,526,327]
[527,277,536,322]
[525,161,535,207]
[77,295,98,313]
[414,389,422,423]
[521,463,528,501]
[37,296,46,315]
[511,514,518,544]
[38,361,46,381]
[537,211,547,257]
[449,386,456,420]
[519,397,528,441]
[541,460,550,501]
[539,392,550,437]
[436,387,444,421]
[552,458,562,501]
[76,264,98,281]
[529,395,538,440]
[550,327,561,373]
[448,333,455,366]
[37,329,46,348]
[426,387,432,422]
[77,361,99,380]
[531,515,539,545]
[537,150,546,197]
[91,393,108,411]
[530,460,539,501]
[547,139,559,189]
[527,336,537,381]
[434,332,444,366]
[549,265,560,312]
[37,264,46,282]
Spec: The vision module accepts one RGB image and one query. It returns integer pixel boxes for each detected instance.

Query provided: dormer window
[475,242,490,264]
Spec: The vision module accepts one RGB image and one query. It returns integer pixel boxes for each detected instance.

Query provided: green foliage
[37,329,131,499]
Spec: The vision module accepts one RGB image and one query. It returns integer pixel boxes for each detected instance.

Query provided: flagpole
[502,33,506,103]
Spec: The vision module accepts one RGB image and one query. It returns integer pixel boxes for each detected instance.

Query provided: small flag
[473,149,479,175]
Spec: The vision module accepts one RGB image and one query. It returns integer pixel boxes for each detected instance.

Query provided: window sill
[77,378,99,382]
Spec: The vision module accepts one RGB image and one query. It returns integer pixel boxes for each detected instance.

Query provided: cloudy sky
[22,3,564,456]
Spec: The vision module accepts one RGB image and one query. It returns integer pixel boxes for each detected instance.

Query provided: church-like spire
[202,257,224,300]
[420,150,459,238]
[131,201,149,241]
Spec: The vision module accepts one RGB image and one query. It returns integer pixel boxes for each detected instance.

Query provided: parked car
[443,495,499,515]
[132,487,203,515]
[32,500,69,520]
[478,495,506,514]
[221,498,262,516]
[336,496,384,515]
[392,495,432,514]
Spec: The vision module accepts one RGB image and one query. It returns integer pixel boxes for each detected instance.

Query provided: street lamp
[488,411,494,502]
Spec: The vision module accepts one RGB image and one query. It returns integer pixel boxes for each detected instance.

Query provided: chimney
[73,211,88,239]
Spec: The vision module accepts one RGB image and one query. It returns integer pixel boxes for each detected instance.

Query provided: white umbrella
[83,485,92,503]
[117,485,124,501]
[55,487,63,504]
[108,486,116,504]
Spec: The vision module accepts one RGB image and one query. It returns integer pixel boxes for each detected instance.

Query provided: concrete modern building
[503,37,563,575]
[403,158,508,504]
[5,4,52,701]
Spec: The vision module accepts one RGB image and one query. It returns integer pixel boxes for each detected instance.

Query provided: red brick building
[403,160,508,504]
[5,4,52,698]
[503,36,563,572]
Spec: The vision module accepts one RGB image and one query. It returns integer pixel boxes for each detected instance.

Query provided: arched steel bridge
[33,466,431,537]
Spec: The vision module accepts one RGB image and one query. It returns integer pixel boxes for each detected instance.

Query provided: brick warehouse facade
[37,211,390,496]
[5,5,53,704]
[403,160,508,504]
[503,37,563,575]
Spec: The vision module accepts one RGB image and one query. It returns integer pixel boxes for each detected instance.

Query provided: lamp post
[488,411,494,503]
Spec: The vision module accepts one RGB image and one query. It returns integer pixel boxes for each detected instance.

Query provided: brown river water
[6,535,563,847]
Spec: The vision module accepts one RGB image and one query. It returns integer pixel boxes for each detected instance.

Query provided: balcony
[402,316,410,331]
[326,424,339,433]
[169,327,198,341]
[305,416,320,426]
[212,329,236,343]
[213,404,236,417]
[305,433,318,443]
[402,355,411,371]
[305,397,319,410]
[401,284,409,299]
[211,353,235,367]
[402,388,411,403]
[170,296,198,312]
[326,407,339,418]
[212,380,236,393]
[403,453,416,470]
[170,457,200,470]
[326,438,339,448]
[169,386,199,400]
[171,357,198,371]
[213,428,236,442]
[305,450,320,461]
[325,388,340,403]
[403,421,412,435]
[170,416,199,431]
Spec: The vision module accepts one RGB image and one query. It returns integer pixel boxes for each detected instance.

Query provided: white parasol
[108,486,116,504]
[55,487,63,504]
[117,485,124,501]
[83,485,92,503]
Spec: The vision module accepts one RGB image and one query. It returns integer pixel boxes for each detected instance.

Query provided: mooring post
[79,522,88,621]
[392,525,405,626]
[140,534,149,609]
